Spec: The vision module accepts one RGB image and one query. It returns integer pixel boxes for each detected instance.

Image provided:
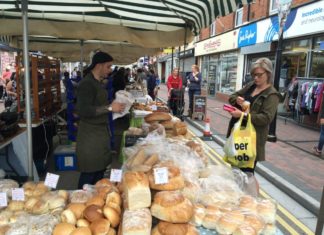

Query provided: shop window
[235,8,243,27]
[219,52,238,94]
[269,0,278,14]
[310,36,324,78]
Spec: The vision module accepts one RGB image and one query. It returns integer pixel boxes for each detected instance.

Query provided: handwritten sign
[0,192,7,207]
[154,167,169,185]
[44,173,60,189]
[110,169,123,182]
[193,95,207,119]
[11,188,25,201]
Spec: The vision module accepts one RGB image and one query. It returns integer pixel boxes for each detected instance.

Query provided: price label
[44,172,60,189]
[11,188,25,201]
[151,105,157,111]
[154,167,169,185]
[110,169,122,182]
[0,192,8,207]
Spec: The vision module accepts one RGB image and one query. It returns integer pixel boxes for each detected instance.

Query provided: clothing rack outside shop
[291,77,324,127]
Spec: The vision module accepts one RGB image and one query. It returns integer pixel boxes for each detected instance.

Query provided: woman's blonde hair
[250,57,273,84]
[192,64,199,72]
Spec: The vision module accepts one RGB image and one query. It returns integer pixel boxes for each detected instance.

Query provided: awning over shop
[0,0,251,48]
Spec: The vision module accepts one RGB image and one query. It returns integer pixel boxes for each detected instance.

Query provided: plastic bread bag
[113,90,135,120]
[232,168,258,198]
[0,179,19,198]
[5,213,30,235]
[215,209,245,235]
[29,214,60,235]
[237,210,266,235]
[69,189,94,203]
[255,198,277,224]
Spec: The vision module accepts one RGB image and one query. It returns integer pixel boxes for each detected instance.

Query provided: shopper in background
[112,67,127,99]
[166,68,182,95]
[313,94,324,157]
[147,69,157,100]
[2,66,12,84]
[226,57,280,193]
[186,64,201,118]
[4,72,17,111]
[76,51,125,189]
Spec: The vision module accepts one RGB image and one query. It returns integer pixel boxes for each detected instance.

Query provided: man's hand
[111,101,126,113]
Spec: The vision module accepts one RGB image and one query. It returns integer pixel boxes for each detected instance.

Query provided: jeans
[78,170,105,189]
[317,125,324,151]
[188,89,201,113]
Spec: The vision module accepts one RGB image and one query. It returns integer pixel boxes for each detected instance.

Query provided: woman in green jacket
[227,57,281,173]
[76,51,125,189]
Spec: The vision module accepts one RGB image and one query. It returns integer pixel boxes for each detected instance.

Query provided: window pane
[220,52,238,94]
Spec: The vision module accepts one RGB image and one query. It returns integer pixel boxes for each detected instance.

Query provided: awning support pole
[22,0,33,180]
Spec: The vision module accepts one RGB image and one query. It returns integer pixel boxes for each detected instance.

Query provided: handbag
[223,113,257,169]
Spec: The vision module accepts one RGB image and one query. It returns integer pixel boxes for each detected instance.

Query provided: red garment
[166,75,182,91]
[2,71,11,82]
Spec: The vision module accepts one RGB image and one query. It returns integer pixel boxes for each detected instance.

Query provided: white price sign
[151,105,157,111]
[44,172,60,189]
[0,192,8,207]
[11,188,25,201]
[154,167,169,185]
[110,169,123,182]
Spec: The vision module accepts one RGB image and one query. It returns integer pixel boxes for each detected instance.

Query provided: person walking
[313,94,324,157]
[226,57,280,192]
[147,69,157,100]
[76,51,125,189]
[187,65,202,118]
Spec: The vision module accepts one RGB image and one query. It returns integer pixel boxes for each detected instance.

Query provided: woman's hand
[236,96,245,106]
[111,101,126,113]
[229,107,243,118]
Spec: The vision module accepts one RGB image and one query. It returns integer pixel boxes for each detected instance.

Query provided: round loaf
[76,219,90,227]
[190,204,206,226]
[89,218,110,235]
[233,224,256,235]
[86,196,105,208]
[67,203,86,220]
[24,197,39,212]
[239,195,257,213]
[103,206,120,228]
[257,199,276,224]
[70,227,92,235]
[149,161,185,191]
[95,178,113,188]
[49,196,66,210]
[61,209,77,225]
[244,214,264,234]
[107,228,116,235]
[151,191,194,223]
[152,221,199,235]
[106,201,121,215]
[58,190,69,201]
[31,200,49,214]
[53,222,76,235]
[7,201,24,212]
[216,210,245,235]
[173,122,187,136]
[83,205,103,222]
[144,112,172,123]
[22,181,37,191]
[160,120,174,130]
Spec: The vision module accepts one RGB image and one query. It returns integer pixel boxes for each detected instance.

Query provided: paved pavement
[157,84,324,215]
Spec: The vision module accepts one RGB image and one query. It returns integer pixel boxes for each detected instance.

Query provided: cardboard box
[54,145,77,171]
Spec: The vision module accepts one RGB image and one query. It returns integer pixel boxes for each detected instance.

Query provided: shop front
[238,1,324,127]
[195,30,239,98]
[178,48,195,80]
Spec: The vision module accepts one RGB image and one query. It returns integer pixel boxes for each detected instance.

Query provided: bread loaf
[122,208,152,235]
[52,223,76,235]
[173,122,187,136]
[70,227,92,235]
[126,149,146,169]
[89,218,110,235]
[151,221,199,235]
[160,120,174,130]
[144,112,172,123]
[143,153,159,167]
[123,172,151,210]
[148,161,185,191]
[151,191,194,223]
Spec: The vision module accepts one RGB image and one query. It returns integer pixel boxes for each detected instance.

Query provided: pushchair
[168,88,185,120]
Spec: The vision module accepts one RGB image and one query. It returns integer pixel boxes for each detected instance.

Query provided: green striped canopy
[0,0,251,62]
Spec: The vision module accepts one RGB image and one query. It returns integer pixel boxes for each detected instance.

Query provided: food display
[0,107,280,235]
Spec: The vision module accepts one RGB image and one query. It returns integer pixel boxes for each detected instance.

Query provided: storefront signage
[238,23,257,48]
[240,42,272,54]
[179,49,194,58]
[195,30,238,56]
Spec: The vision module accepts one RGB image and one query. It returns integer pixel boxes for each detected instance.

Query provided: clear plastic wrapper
[69,189,94,204]
[29,214,60,235]
[215,209,245,235]
[0,179,19,198]
[256,198,277,224]
[113,90,135,120]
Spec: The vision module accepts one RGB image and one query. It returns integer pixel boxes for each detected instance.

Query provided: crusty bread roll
[123,171,151,210]
[52,222,76,235]
[130,165,152,173]
[173,122,187,136]
[151,191,194,223]
[148,161,185,191]
[7,201,24,212]
[105,191,122,207]
[76,219,90,227]
[262,224,276,235]
[106,201,121,215]
[239,195,257,213]
[61,209,77,225]
[143,153,159,167]
[95,178,113,188]
[107,227,116,235]
[233,224,256,235]
[151,221,199,235]
[22,181,37,191]
[144,112,172,123]
[201,205,222,229]
[160,120,174,130]
[244,214,264,234]
[89,218,110,235]
[24,197,39,212]
[216,210,245,235]
[67,203,86,220]
[58,190,69,201]
[83,205,104,222]
[122,208,152,235]
[181,181,200,202]
[190,204,206,226]
[31,199,50,214]
[86,196,105,208]
[70,227,92,235]
[33,182,49,197]
[257,199,276,224]
[103,206,120,228]
[49,196,66,210]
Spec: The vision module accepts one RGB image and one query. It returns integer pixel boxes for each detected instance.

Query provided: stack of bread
[53,178,121,235]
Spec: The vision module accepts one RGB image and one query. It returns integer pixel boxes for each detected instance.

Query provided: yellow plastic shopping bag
[223,113,257,168]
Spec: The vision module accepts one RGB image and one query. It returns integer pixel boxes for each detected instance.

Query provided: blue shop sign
[238,23,257,48]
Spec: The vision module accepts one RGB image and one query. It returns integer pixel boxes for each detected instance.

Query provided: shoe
[312,146,321,156]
